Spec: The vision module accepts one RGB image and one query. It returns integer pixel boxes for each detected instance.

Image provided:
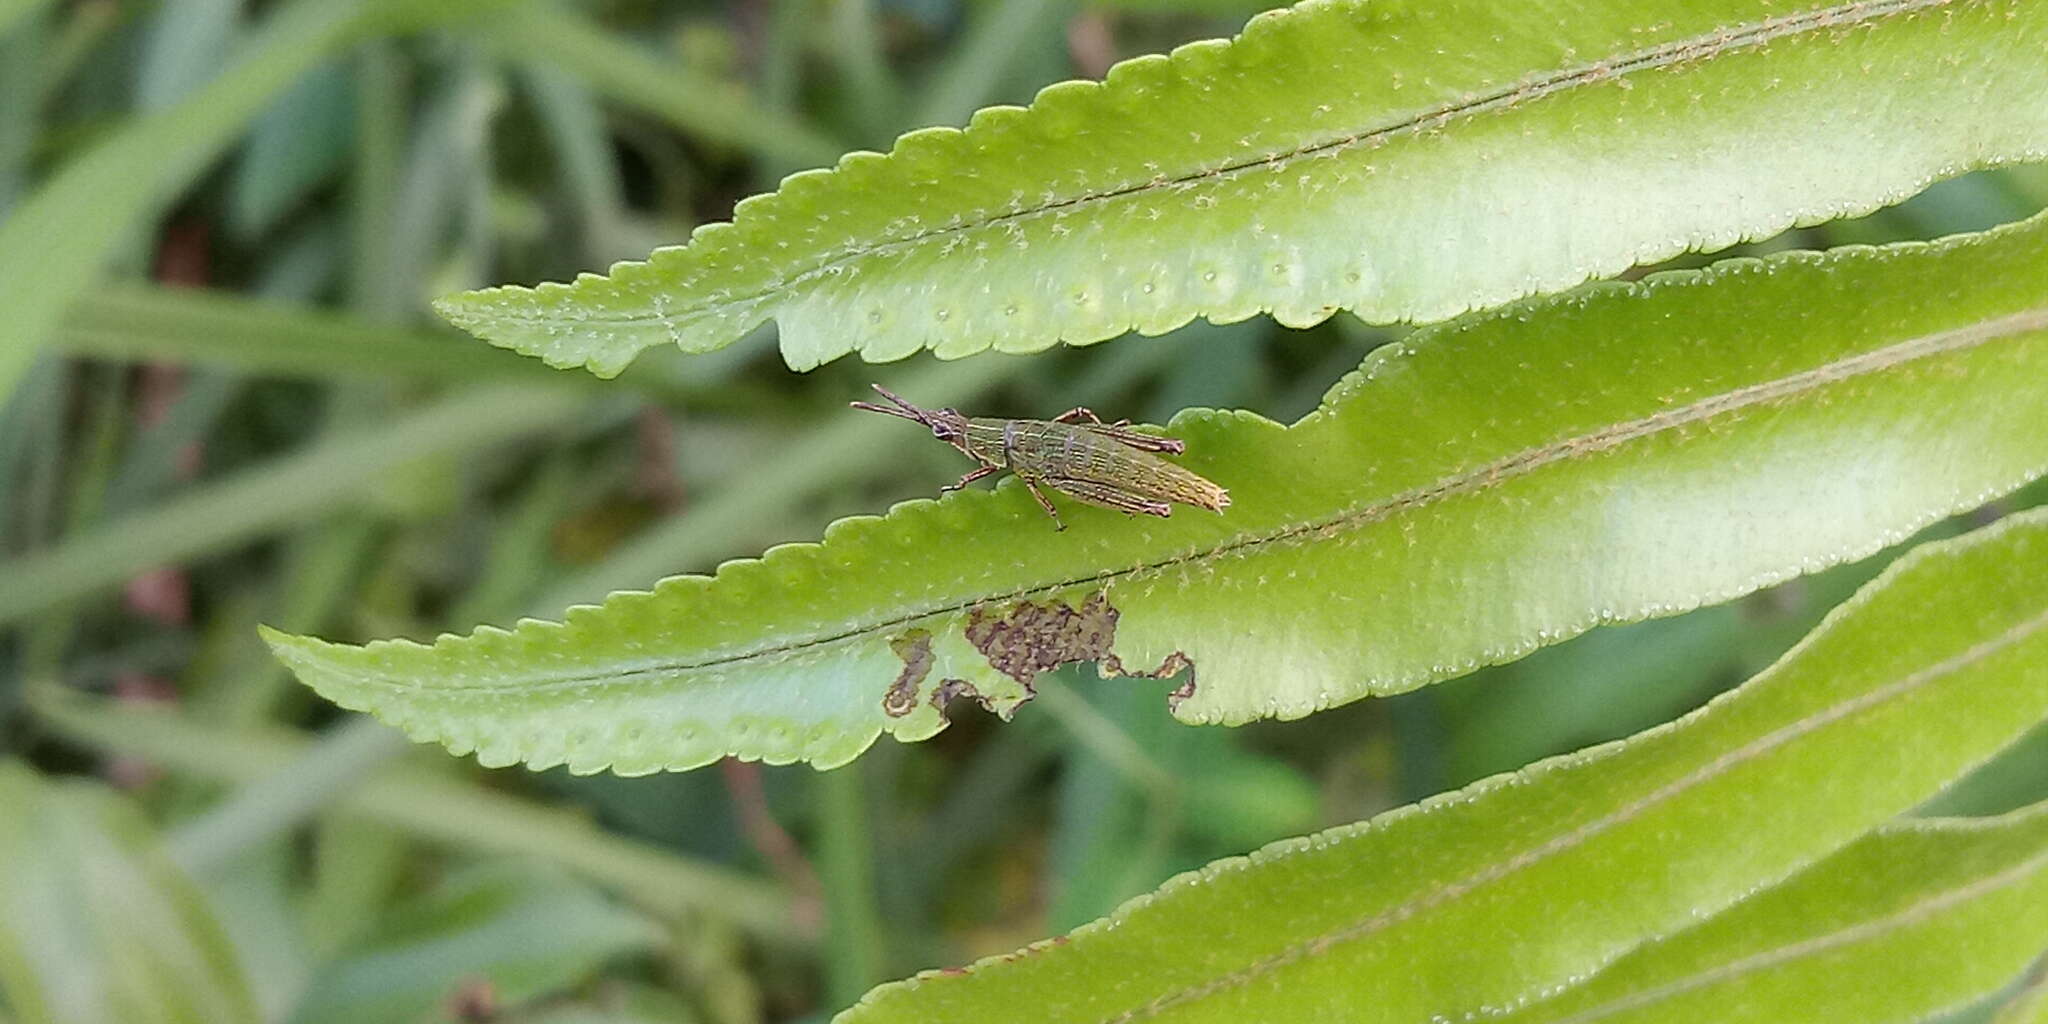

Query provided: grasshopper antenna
[849,384,930,424]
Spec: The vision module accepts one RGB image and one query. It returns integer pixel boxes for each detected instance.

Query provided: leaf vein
[347,303,2048,697]
[495,0,1957,333]
[1541,843,2048,1023]
[1103,605,2048,1022]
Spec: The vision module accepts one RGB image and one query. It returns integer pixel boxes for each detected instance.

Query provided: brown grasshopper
[850,384,1230,530]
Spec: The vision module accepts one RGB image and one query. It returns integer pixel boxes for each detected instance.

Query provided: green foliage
[1489,811,2048,1023]
[269,210,2048,773]
[6,0,2048,1018]
[54,286,633,391]
[0,0,365,402]
[290,862,662,1024]
[26,690,798,943]
[434,0,2048,376]
[0,765,259,1024]
[0,764,683,1024]
[0,0,55,41]
[229,62,356,238]
[135,0,244,111]
[480,3,843,169]
[836,509,2048,1022]
[0,386,588,625]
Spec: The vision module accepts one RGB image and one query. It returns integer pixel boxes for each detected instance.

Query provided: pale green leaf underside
[0,765,259,1024]
[267,212,2048,774]
[434,0,2048,375]
[833,510,2048,1022]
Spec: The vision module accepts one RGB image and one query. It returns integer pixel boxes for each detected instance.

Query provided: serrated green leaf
[270,207,2048,775]
[1489,807,2048,1024]
[434,0,2048,375]
[0,765,259,1024]
[833,508,2048,1023]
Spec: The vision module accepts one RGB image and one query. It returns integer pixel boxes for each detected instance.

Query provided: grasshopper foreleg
[942,465,999,492]
[1043,478,1173,518]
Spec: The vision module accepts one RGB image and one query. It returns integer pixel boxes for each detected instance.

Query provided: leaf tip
[429,286,493,332]
[254,622,309,659]
[257,625,354,703]
[430,281,662,378]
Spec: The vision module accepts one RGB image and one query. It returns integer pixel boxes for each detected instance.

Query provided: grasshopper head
[851,384,969,449]
[924,408,967,445]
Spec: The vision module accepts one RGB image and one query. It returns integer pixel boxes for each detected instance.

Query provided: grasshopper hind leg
[1051,407,1185,454]
[1079,423,1185,454]
[1043,478,1172,518]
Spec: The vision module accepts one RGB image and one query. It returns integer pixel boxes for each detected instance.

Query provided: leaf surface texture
[437,0,2048,374]
[271,214,2048,772]
[837,509,2048,1022]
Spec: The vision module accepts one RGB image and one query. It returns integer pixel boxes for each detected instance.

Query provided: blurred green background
[2,1,2047,1021]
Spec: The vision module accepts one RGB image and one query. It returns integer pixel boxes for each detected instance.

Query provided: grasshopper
[850,384,1230,530]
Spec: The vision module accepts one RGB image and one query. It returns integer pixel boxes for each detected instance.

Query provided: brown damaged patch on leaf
[1154,658,1198,712]
[964,591,1195,706]
[882,629,934,717]
[966,592,1118,686]
[930,678,999,716]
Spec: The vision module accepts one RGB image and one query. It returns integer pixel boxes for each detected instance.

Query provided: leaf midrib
[1100,604,2048,1023]
[495,0,1954,332]
[1538,843,2048,1024]
[343,303,2048,693]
